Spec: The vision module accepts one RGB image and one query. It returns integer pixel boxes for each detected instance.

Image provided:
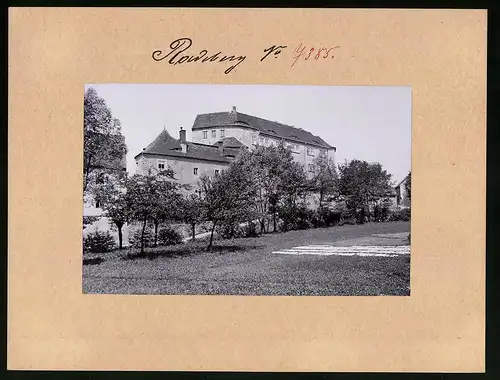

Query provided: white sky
[85,84,412,184]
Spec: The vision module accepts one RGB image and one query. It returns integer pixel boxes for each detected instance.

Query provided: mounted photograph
[82,84,412,296]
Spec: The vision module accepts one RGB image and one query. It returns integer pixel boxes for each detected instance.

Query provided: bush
[83,230,116,254]
[296,206,314,230]
[158,226,183,246]
[128,228,155,248]
[317,208,342,227]
[218,221,246,239]
[388,208,411,222]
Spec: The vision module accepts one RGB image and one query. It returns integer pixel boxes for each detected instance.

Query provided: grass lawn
[82,221,411,296]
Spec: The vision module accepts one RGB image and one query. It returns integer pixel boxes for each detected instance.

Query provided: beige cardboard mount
[8,8,486,372]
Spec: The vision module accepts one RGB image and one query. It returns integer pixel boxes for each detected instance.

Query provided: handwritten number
[291,43,306,67]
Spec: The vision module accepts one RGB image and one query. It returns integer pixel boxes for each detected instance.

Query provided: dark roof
[212,137,245,149]
[135,130,240,163]
[192,110,333,149]
[144,129,182,152]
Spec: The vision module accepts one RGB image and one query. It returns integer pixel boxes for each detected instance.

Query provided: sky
[85,84,412,184]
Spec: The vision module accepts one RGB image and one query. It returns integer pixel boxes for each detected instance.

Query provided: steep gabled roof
[143,129,182,153]
[192,109,334,149]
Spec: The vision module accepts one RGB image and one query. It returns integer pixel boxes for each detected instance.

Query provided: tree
[180,193,205,241]
[84,87,128,194]
[198,165,258,251]
[92,173,129,249]
[337,160,393,224]
[232,143,306,233]
[309,155,339,225]
[277,160,309,231]
[405,171,411,200]
[126,167,180,255]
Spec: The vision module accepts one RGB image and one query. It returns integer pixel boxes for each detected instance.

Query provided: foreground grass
[83,221,410,296]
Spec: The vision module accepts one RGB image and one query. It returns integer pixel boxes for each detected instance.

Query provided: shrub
[388,208,411,222]
[317,208,342,227]
[296,206,314,230]
[218,222,246,239]
[158,226,183,246]
[83,230,116,253]
[128,228,155,248]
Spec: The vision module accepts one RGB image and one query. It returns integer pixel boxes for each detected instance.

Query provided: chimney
[217,140,224,155]
[179,126,186,143]
[179,126,187,153]
[231,106,236,114]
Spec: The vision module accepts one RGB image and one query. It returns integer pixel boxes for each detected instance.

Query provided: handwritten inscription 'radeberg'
[152,38,246,75]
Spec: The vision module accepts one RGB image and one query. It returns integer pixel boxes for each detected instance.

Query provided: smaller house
[395,175,411,209]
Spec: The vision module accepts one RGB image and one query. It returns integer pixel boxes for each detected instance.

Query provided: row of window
[203,130,225,139]
[157,160,222,176]
[200,130,327,157]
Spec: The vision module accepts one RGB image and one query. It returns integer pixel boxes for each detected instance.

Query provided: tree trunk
[273,210,277,233]
[140,216,147,256]
[154,220,159,247]
[260,219,266,235]
[191,223,196,240]
[83,155,93,193]
[207,221,217,251]
[117,223,123,250]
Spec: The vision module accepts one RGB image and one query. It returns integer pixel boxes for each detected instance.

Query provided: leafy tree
[198,165,258,251]
[126,167,180,255]
[232,143,306,233]
[277,160,309,231]
[84,87,128,193]
[309,155,339,225]
[92,174,129,249]
[337,160,393,224]
[405,171,411,200]
[180,193,205,241]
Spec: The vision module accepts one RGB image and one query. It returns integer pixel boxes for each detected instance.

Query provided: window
[264,138,269,145]
[157,160,166,170]
[211,130,216,138]
[220,129,225,137]
[307,147,314,156]
[193,167,198,175]
[259,136,264,144]
[319,149,327,157]
[203,130,208,139]
[308,164,315,172]
[95,197,101,208]
[214,169,220,175]
[252,135,257,145]
[96,173,105,184]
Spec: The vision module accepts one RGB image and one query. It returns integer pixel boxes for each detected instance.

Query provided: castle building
[134,106,336,187]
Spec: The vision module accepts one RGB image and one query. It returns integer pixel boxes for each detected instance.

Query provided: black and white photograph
[82,84,411,296]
